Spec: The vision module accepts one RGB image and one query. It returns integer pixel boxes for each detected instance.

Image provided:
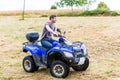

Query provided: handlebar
[23,42,28,45]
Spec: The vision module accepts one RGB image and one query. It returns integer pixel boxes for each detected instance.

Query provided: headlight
[64,52,73,58]
[81,44,88,56]
[65,41,72,45]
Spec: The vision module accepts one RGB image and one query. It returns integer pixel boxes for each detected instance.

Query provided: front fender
[47,47,76,67]
[46,47,66,67]
[47,47,64,56]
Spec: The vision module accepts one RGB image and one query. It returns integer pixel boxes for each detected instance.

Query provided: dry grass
[0,16,120,80]
[0,9,83,17]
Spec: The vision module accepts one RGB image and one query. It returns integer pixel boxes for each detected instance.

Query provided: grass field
[0,16,120,80]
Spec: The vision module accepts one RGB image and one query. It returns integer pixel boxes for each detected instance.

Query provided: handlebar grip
[58,34,62,37]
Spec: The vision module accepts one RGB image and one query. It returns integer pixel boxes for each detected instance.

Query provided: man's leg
[49,39,57,44]
[41,40,53,65]
[41,40,53,51]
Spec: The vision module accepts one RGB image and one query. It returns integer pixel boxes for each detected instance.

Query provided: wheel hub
[24,60,31,71]
[53,64,65,76]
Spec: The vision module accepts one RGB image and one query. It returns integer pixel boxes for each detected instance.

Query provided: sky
[0,0,120,11]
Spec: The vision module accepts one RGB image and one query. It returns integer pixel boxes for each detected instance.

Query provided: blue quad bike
[22,29,89,78]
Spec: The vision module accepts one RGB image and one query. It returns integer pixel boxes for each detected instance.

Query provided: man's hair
[49,14,56,20]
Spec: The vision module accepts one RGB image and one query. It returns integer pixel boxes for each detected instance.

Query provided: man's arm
[45,25,56,34]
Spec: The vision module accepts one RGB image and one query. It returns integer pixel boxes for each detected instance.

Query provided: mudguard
[47,46,74,57]
[47,47,64,56]
[23,44,46,56]
[47,46,76,67]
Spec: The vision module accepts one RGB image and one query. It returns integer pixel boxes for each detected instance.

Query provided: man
[41,14,58,51]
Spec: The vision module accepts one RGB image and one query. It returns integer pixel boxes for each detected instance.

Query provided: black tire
[72,57,89,71]
[34,66,39,71]
[22,55,39,72]
[50,60,69,78]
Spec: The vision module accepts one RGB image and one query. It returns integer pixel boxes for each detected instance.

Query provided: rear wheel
[72,57,89,71]
[22,55,39,72]
[50,60,70,78]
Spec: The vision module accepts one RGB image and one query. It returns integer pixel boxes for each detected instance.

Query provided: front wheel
[22,55,39,72]
[50,60,70,78]
[72,57,89,71]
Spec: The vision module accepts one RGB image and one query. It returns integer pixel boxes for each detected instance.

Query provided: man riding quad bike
[22,29,89,78]
[22,14,89,78]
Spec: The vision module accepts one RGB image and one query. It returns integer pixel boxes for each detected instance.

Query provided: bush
[97,1,109,10]
[40,15,48,17]
[111,11,119,16]
[80,9,119,16]
[51,5,57,9]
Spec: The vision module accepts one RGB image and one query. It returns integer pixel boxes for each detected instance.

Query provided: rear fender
[23,45,46,56]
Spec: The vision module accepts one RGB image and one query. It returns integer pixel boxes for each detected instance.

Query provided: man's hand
[53,33,58,37]
[56,28,61,33]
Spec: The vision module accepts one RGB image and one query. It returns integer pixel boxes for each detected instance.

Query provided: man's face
[51,17,56,23]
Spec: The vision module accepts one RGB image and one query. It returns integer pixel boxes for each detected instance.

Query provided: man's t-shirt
[41,22,55,40]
